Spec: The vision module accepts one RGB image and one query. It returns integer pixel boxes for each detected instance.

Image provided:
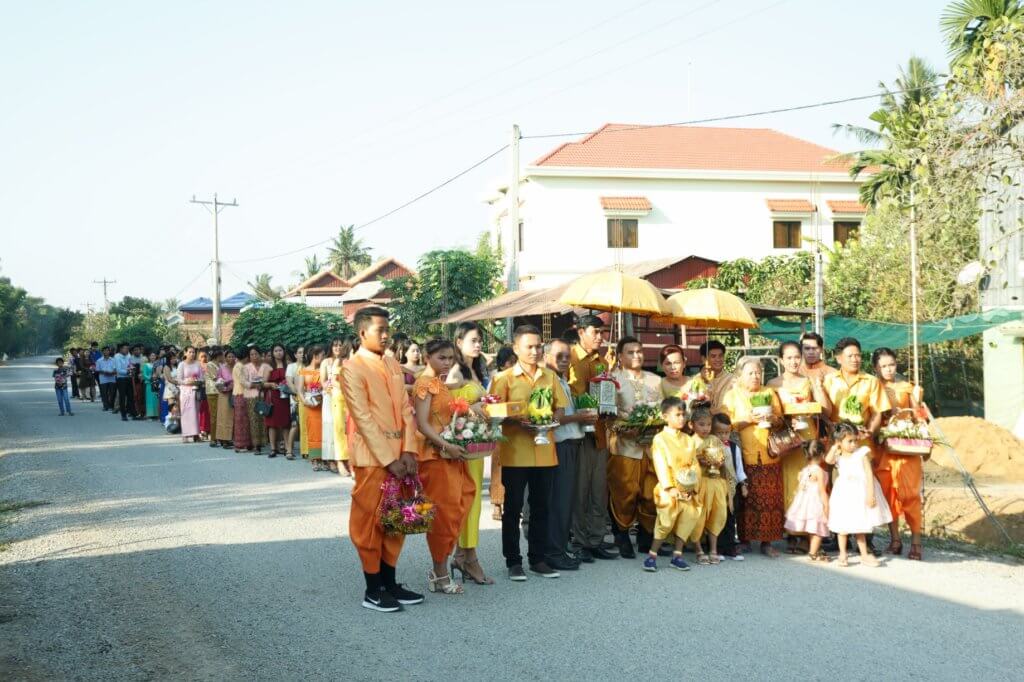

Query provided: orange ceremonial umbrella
[559,270,670,316]
[655,287,758,330]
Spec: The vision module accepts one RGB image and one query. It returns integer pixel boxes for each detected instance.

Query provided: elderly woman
[719,356,785,557]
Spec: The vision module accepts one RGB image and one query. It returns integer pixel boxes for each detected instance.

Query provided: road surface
[1,357,1021,680]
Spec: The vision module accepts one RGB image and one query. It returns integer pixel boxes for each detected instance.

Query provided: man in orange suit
[341,306,422,613]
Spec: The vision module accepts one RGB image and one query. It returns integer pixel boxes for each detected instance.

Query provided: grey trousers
[548,438,581,558]
[572,434,608,549]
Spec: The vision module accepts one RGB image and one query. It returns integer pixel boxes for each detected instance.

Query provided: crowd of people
[58,307,929,614]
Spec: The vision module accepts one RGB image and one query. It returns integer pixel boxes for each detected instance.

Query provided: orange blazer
[340,347,417,468]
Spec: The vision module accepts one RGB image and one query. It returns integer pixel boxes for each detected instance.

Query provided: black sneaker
[508,564,527,582]
[386,583,424,605]
[576,547,596,564]
[528,561,560,578]
[546,554,580,571]
[362,587,402,613]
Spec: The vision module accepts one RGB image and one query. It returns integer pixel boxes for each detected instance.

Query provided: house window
[772,221,802,249]
[833,221,860,246]
[607,218,638,248]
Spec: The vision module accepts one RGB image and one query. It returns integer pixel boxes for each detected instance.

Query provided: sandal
[312,460,323,472]
[861,555,881,567]
[451,557,495,585]
[708,555,721,565]
[696,553,711,565]
[809,551,831,562]
[285,453,296,460]
[837,556,849,567]
[427,569,463,595]
[908,543,922,561]
[760,544,780,558]
[886,540,903,556]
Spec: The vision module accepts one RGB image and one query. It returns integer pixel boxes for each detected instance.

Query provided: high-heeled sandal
[908,543,923,561]
[886,539,903,555]
[427,569,463,594]
[451,557,494,585]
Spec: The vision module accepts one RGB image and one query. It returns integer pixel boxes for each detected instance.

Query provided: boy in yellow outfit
[644,397,702,572]
[687,402,736,565]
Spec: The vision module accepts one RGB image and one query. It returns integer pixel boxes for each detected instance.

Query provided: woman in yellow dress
[448,322,494,585]
[767,341,833,553]
[719,357,785,557]
[872,347,927,560]
[659,345,688,399]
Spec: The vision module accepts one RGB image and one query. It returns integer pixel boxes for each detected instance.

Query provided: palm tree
[162,297,180,314]
[248,273,282,302]
[291,254,323,284]
[833,57,941,206]
[327,225,372,280]
[941,0,1023,60]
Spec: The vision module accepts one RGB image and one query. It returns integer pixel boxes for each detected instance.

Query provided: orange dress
[876,381,925,534]
[299,367,323,455]
[414,376,475,563]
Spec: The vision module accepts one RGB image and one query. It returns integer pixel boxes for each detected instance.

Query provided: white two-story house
[486,124,867,290]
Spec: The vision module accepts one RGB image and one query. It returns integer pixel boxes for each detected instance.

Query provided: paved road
[1,357,1021,681]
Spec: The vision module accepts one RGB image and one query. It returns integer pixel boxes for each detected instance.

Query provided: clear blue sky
[0,0,951,310]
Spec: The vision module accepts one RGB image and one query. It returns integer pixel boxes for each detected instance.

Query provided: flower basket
[441,398,501,456]
[462,441,498,459]
[884,437,933,456]
[304,390,323,407]
[378,474,434,536]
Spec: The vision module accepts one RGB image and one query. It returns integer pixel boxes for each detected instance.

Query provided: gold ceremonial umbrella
[655,287,758,330]
[559,270,670,316]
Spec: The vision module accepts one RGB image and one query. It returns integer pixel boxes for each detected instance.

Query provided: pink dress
[178,361,203,437]
[784,465,830,538]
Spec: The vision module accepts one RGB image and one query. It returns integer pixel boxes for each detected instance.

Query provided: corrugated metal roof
[340,281,387,302]
[179,291,255,312]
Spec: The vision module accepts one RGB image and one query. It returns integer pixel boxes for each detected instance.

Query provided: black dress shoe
[528,561,560,578]
[590,546,619,560]
[546,554,580,571]
[576,548,596,563]
[615,534,636,559]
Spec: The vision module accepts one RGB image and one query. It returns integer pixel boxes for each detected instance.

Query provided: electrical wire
[169,263,211,301]
[225,143,509,265]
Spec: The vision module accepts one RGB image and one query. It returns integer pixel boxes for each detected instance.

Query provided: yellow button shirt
[824,372,890,427]
[649,427,701,501]
[489,363,569,468]
[568,343,610,449]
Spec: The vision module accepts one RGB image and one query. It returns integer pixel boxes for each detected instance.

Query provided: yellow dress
[660,378,685,400]
[327,359,349,462]
[769,376,816,509]
[454,380,487,549]
[649,428,703,541]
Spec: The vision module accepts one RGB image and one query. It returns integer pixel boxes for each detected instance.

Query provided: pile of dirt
[924,486,1024,548]
[930,416,1024,482]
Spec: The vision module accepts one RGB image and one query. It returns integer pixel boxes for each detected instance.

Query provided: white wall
[498,174,863,290]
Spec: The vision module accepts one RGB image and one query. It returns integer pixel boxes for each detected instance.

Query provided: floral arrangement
[575,393,599,433]
[612,402,665,444]
[749,390,775,428]
[304,381,323,406]
[378,474,434,535]
[481,394,501,405]
[879,416,944,455]
[527,387,555,425]
[839,394,863,425]
[681,376,708,403]
[440,397,501,456]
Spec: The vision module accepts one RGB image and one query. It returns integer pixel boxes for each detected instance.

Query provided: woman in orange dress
[872,347,926,560]
[298,345,326,472]
[413,338,476,595]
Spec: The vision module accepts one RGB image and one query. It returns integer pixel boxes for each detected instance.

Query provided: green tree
[327,225,372,280]
[248,273,282,302]
[162,297,180,314]
[293,254,323,282]
[941,0,1023,61]
[109,296,162,318]
[382,249,503,337]
[230,302,352,351]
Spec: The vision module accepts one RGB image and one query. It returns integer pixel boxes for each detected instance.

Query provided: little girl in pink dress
[784,440,831,561]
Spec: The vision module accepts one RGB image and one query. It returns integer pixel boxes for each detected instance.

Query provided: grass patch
[0,499,48,551]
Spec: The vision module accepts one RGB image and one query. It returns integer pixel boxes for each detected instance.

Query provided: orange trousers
[607,454,657,535]
[420,458,476,563]
[875,453,923,534]
[350,466,406,573]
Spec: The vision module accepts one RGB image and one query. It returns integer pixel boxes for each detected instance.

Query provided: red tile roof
[600,196,652,211]
[766,199,815,213]
[533,124,853,173]
[827,200,867,213]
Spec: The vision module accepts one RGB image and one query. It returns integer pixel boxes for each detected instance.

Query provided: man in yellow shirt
[566,314,617,561]
[489,325,569,581]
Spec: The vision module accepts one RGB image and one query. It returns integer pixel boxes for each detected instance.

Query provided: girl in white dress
[827,423,892,567]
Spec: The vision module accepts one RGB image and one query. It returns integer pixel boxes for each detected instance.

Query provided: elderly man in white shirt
[543,338,598,572]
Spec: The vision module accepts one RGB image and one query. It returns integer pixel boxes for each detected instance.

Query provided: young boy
[53,357,74,416]
[712,413,747,560]
[688,403,736,564]
[644,397,702,572]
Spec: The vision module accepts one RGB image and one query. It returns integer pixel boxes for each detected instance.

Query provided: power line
[226,144,509,265]
[521,82,947,140]
[170,263,211,301]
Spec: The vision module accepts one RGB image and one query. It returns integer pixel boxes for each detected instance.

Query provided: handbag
[255,398,273,417]
[378,474,435,535]
[768,424,804,459]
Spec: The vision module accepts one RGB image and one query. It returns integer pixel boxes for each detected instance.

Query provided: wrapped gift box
[483,401,524,419]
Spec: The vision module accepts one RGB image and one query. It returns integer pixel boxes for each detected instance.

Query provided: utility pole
[79,302,95,314]
[506,124,521,342]
[190,193,238,344]
[93,278,116,312]
[812,178,824,338]
[909,184,920,386]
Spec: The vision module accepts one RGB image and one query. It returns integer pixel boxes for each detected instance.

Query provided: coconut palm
[833,57,941,206]
[327,225,372,280]
[248,273,282,302]
[941,0,1023,60]
[292,254,324,283]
